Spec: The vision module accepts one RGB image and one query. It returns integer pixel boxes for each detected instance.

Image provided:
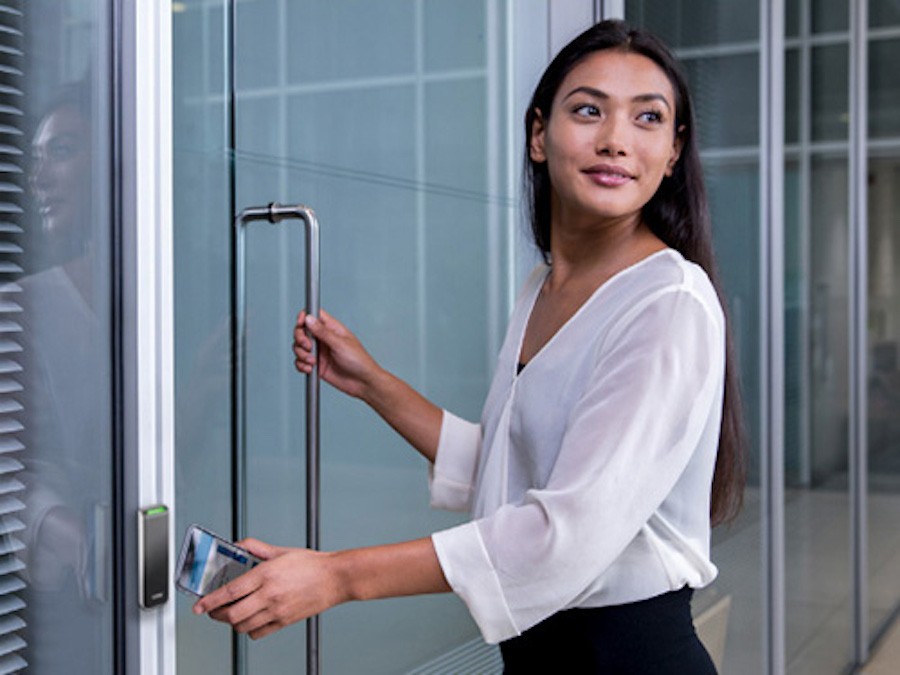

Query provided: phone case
[174,524,261,597]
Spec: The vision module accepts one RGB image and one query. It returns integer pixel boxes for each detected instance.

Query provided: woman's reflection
[20,86,110,674]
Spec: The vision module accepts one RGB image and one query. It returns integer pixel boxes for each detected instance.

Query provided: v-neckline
[514,248,673,377]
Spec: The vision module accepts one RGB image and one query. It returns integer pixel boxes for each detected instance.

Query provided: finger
[249,621,283,640]
[193,571,262,615]
[292,332,313,353]
[208,592,267,627]
[319,309,348,336]
[233,606,276,636]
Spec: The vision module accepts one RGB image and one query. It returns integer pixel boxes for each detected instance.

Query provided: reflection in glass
[869,39,900,139]
[867,157,900,639]
[625,0,758,48]
[810,45,849,142]
[18,2,114,672]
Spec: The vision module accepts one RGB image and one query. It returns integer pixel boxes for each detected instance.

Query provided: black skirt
[499,587,717,674]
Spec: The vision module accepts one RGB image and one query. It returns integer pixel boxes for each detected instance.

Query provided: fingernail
[305,315,318,326]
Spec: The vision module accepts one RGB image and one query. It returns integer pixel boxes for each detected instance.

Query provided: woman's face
[30,104,91,238]
[530,49,682,230]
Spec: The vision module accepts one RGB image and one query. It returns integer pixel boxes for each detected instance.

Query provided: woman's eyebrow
[562,86,672,111]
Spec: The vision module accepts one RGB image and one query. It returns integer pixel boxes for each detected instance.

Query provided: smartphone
[175,524,261,597]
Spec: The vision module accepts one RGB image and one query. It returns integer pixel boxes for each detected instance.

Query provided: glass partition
[18,1,116,672]
[867,1,900,648]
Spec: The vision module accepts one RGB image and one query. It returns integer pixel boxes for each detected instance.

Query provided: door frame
[120,0,176,672]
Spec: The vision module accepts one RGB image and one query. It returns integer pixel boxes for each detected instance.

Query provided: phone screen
[176,526,260,597]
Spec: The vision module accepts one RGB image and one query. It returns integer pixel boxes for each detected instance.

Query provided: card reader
[138,505,169,609]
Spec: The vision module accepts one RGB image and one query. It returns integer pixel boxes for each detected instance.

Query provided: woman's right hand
[293,309,382,400]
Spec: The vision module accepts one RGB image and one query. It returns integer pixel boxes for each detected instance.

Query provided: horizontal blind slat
[0,615,23,638]
[0,540,22,559]
[0,478,22,496]
[0,497,23,517]
[0,653,26,675]
[0,420,22,434]
[0,594,24,616]
[0,558,23,577]
[0,459,21,474]
[0,439,22,454]
[0,516,23,536]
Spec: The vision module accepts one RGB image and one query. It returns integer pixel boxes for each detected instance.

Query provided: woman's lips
[584,164,633,187]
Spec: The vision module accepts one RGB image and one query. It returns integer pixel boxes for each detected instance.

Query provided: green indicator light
[146,506,168,516]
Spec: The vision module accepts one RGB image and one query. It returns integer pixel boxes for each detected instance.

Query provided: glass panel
[871,0,900,28]
[286,0,415,84]
[810,44,849,142]
[784,155,853,673]
[786,48,801,146]
[424,0,486,71]
[812,0,848,33]
[20,0,115,672]
[683,54,760,149]
[787,0,801,39]
[704,160,763,675]
[625,0,758,48]
[869,39,900,139]
[868,157,900,639]
[172,0,233,672]
[240,0,511,670]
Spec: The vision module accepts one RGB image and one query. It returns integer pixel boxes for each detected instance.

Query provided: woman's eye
[573,104,600,117]
[637,110,664,124]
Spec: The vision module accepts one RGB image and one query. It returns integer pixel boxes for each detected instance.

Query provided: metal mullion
[848,0,869,667]
[760,1,786,674]
[110,0,127,672]
[595,0,624,21]
[226,0,244,672]
[797,0,812,489]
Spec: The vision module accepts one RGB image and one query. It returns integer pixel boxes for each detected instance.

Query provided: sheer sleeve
[428,411,482,512]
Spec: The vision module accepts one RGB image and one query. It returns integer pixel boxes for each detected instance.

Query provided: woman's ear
[529,109,547,163]
[666,124,686,177]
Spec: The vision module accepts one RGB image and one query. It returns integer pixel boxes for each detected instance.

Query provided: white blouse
[429,248,726,644]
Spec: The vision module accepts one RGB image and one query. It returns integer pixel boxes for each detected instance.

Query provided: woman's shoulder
[641,247,717,293]
[607,248,724,327]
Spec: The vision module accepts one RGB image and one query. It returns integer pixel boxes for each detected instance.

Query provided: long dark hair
[524,19,745,526]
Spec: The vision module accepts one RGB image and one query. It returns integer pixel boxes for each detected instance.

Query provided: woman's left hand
[192,538,344,640]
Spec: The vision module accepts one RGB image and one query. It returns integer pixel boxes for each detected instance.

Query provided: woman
[195,19,744,673]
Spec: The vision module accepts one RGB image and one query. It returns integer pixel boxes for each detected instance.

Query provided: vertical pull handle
[233,202,321,675]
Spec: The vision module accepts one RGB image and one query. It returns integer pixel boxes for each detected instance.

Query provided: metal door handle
[233,202,321,674]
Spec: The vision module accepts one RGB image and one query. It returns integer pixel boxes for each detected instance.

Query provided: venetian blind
[0,1,26,673]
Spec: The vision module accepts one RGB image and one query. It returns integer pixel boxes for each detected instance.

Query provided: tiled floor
[698,486,900,674]
[862,616,900,674]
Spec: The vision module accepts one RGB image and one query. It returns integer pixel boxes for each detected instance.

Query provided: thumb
[304,311,348,346]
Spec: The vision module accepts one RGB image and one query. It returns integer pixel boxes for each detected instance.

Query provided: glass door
[17,1,118,672]
[174,1,518,671]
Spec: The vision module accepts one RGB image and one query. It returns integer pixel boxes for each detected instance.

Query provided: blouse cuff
[432,521,519,644]
[428,411,481,512]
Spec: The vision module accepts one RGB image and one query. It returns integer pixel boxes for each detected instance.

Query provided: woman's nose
[595,115,629,156]
[30,158,48,189]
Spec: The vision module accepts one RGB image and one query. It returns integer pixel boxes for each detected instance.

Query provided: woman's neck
[546,214,665,290]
